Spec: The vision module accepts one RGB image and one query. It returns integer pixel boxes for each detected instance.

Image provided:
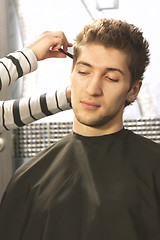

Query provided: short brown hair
[73,18,150,85]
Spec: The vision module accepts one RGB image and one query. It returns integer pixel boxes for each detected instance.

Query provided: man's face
[70,44,139,133]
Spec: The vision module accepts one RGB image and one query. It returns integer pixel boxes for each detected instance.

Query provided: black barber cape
[1,128,160,240]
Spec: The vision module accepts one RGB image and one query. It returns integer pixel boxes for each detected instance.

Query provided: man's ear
[127,80,142,103]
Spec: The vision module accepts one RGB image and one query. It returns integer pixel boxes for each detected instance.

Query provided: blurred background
[0,0,160,199]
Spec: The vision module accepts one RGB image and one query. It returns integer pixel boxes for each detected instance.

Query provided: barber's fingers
[46,50,67,58]
[59,31,73,52]
[47,31,73,52]
[28,31,73,60]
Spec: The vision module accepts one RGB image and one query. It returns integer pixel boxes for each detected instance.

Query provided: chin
[77,116,110,128]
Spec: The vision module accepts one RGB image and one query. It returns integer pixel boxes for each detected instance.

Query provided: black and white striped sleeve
[0,48,37,90]
[0,88,71,131]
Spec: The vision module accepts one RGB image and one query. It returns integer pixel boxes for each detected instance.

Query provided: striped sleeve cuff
[0,88,71,131]
[18,88,71,124]
[0,100,15,131]
[55,88,71,111]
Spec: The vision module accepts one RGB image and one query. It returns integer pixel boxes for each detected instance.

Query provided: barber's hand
[27,31,73,61]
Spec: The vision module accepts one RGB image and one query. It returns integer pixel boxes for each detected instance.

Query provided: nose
[85,75,103,96]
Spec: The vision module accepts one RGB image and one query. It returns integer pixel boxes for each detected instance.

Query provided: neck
[73,116,124,137]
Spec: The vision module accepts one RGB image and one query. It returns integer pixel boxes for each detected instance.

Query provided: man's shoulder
[124,128,160,157]
[0,133,80,217]
[10,133,76,187]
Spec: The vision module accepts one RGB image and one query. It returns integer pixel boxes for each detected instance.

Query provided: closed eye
[78,71,88,75]
[106,76,118,82]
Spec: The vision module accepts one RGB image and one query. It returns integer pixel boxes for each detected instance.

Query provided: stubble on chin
[73,102,124,129]
[74,112,116,128]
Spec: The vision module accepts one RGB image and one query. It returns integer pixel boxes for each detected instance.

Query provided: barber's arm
[0,88,71,131]
[0,31,72,131]
[0,48,37,90]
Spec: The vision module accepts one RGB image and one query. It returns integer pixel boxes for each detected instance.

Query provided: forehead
[76,44,130,74]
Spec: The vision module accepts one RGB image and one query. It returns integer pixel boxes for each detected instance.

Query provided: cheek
[71,82,78,97]
[70,74,74,88]
[115,90,129,107]
[71,74,84,95]
[70,80,79,105]
[104,86,128,105]
[70,73,79,89]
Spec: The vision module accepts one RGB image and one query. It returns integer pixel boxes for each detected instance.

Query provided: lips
[81,100,100,110]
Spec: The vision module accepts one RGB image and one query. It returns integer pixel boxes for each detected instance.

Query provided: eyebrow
[107,67,124,76]
[76,61,92,68]
[76,61,125,76]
